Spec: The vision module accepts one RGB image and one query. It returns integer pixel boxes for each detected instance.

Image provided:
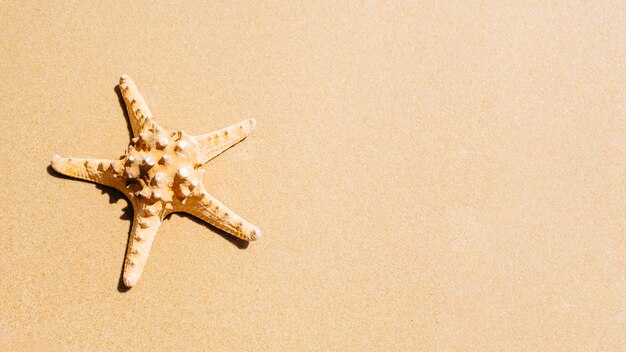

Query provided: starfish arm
[51,155,125,191]
[194,118,256,165]
[119,74,153,137]
[123,208,162,287]
[181,190,262,242]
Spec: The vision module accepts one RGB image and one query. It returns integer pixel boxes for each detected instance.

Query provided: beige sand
[0,2,624,351]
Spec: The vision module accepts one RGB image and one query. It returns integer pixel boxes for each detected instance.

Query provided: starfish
[51,74,261,287]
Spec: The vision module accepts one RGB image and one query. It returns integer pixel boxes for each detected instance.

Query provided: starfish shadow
[49,158,248,291]
[48,165,132,292]
[47,166,133,220]
[170,212,250,249]
[113,212,249,292]
[114,85,135,142]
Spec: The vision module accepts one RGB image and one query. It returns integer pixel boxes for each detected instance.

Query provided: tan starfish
[51,74,261,287]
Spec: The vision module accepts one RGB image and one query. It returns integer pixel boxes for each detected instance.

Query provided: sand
[0,2,624,351]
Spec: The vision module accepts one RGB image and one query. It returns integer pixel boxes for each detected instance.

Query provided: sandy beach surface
[1,2,624,351]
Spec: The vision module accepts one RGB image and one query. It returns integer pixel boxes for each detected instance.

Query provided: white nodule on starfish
[144,155,155,166]
[175,140,188,152]
[50,74,261,288]
[178,167,190,179]
[180,186,191,198]
[138,188,152,199]
[154,172,166,184]
[157,137,169,148]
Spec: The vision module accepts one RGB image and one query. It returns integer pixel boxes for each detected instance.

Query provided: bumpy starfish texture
[51,74,261,287]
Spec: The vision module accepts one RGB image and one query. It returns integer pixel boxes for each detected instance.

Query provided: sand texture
[0,2,624,351]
